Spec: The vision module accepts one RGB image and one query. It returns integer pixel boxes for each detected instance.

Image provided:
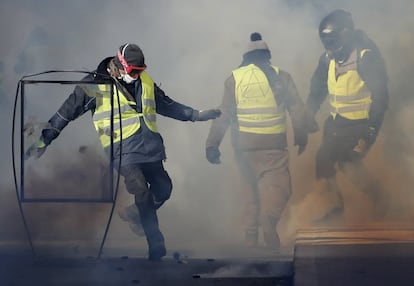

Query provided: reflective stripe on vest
[89,71,158,148]
[232,64,286,134]
[327,49,372,120]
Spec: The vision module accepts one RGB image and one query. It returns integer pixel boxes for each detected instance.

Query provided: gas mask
[121,73,138,84]
[107,60,137,83]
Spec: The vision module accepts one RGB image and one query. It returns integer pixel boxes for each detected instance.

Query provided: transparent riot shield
[12,71,121,258]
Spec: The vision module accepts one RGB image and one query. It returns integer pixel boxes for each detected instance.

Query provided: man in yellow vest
[205,33,310,251]
[25,43,221,261]
[306,10,389,223]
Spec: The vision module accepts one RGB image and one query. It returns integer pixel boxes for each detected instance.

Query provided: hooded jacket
[306,29,388,131]
[41,57,198,166]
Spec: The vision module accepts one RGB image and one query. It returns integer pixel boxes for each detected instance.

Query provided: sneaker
[128,222,145,237]
[119,204,140,221]
[118,205,145,237]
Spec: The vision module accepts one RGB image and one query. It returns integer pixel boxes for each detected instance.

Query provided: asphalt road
[2,224,414,286]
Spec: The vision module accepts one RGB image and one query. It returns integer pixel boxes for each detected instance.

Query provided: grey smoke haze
[1,0,414,258]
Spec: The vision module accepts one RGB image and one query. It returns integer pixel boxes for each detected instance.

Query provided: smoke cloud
[1,0,414,258]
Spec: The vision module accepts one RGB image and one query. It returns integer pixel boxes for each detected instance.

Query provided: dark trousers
[315,115,386,218]
[316,115,370,179]
[120,161,172,255]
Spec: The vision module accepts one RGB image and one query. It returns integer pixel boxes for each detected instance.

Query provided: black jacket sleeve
[153,84,197,121]
[306,53,329,116]
[358,49,389,130]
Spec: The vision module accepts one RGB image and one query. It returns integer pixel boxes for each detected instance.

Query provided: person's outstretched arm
[154,84,221,122]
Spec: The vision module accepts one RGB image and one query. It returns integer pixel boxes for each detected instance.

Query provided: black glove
[24,139,47,160]
[364,126,378,146]
[206,146,221,164]
[354,126,377,154]
[304,108,319,133]
[195,109,221,121]
[294,131,308,156]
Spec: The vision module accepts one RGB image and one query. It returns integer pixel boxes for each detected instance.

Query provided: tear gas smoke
[1,0,414,258]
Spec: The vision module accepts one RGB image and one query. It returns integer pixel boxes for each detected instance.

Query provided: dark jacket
[206,50,308,151]
[42,57,198,166]
[306,29,389,131]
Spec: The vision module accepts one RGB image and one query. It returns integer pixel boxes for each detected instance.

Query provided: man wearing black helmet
[206,33,310,251]
[25,43,221,261]
[306,9,389,222]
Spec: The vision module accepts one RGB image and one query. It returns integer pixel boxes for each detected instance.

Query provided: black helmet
[319,9,354,54]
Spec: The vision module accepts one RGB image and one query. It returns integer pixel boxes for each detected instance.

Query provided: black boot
[136,196,166,261]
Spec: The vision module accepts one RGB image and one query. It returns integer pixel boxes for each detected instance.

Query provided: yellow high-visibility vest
[328,49,372,120]
[82,72,158,148]
[232,64,286,134]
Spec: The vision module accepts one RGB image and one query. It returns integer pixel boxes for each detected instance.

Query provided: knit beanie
[114,43,145,69]
[246,32,270,52]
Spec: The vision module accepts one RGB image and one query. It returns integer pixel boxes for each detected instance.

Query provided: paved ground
[2,224,414,285]
[0,250,293,286]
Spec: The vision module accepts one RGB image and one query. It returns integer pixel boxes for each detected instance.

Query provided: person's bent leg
[314,138,344,223]
[119,164,147,236]
[120,163,166,261]
[342,160,388,219]
[142,161,173,210]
